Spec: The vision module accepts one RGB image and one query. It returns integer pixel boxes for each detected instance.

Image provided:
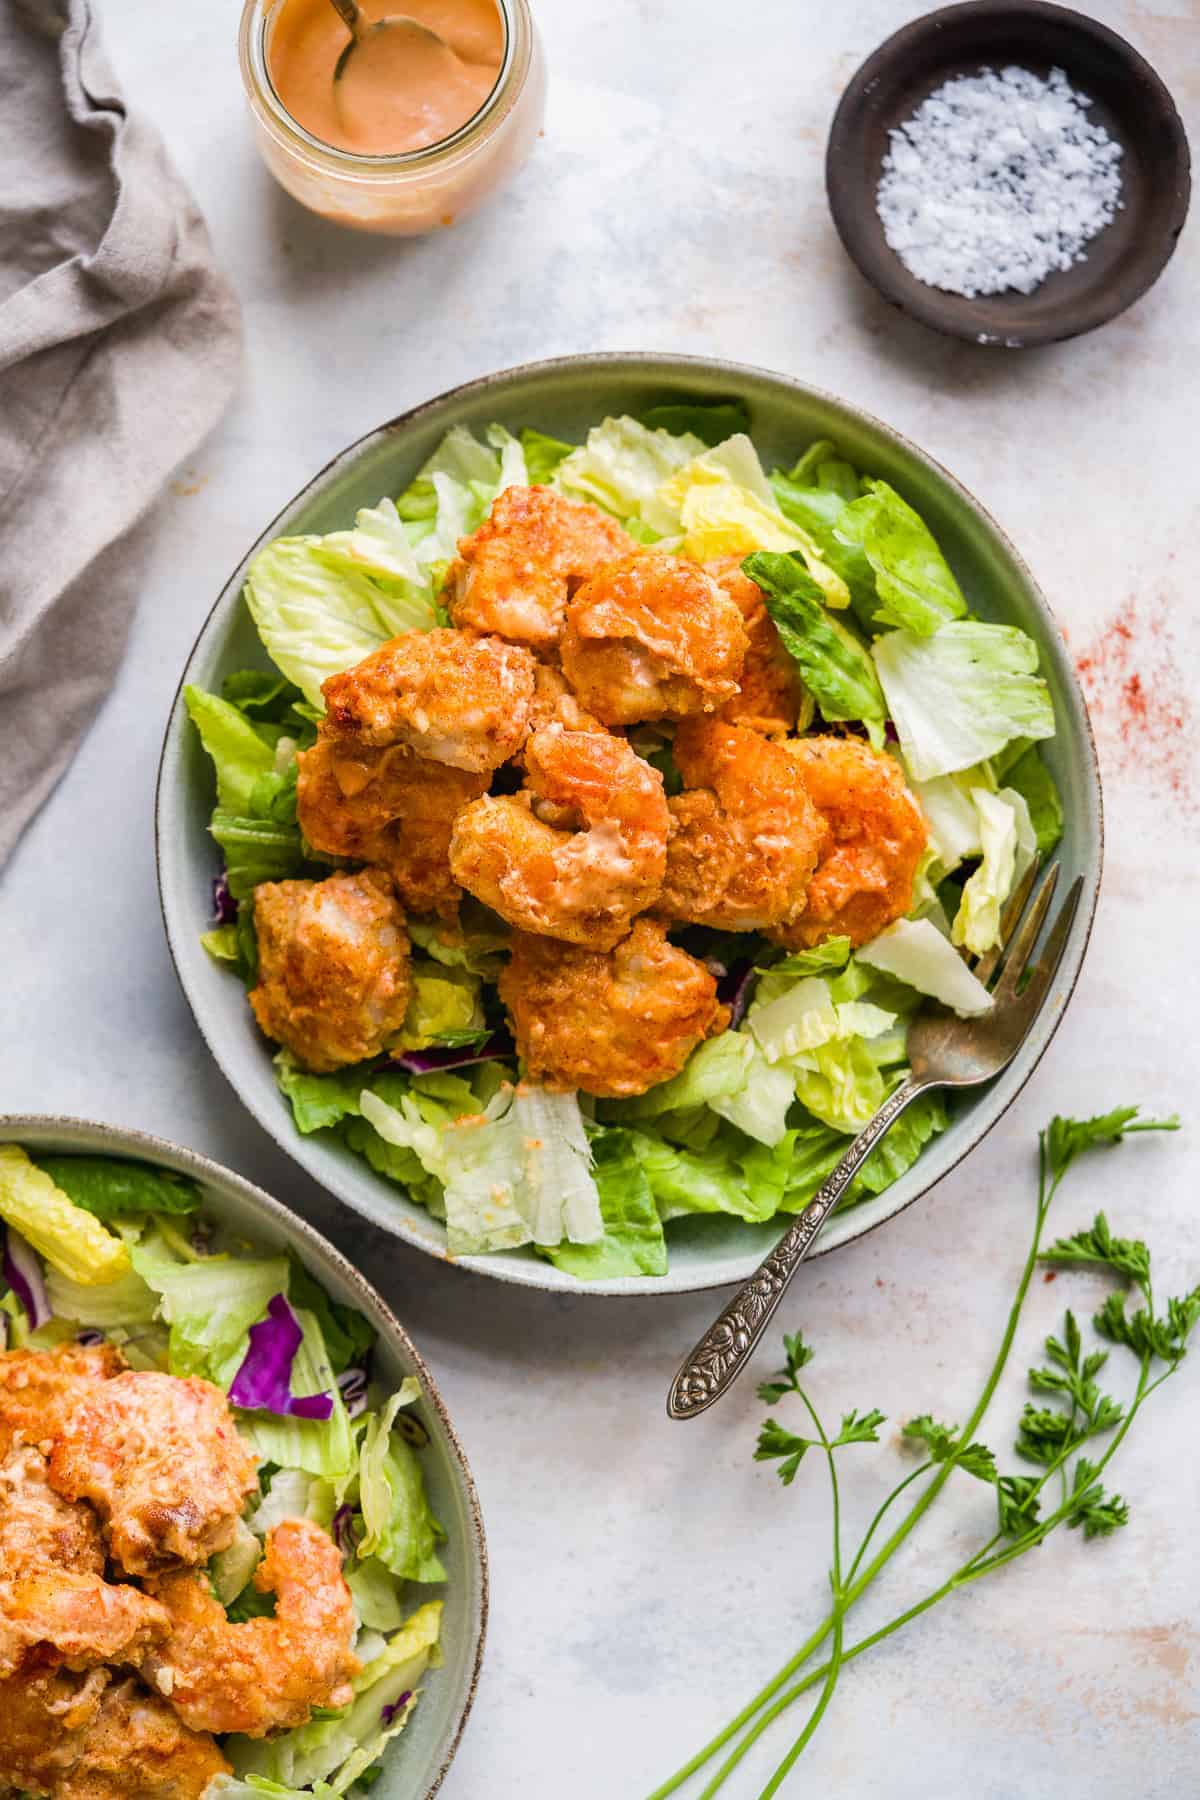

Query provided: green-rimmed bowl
[156,354,1102,1296]
[0,1115,486,1800]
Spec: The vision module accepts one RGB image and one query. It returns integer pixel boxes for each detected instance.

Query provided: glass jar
[238,0,545,235]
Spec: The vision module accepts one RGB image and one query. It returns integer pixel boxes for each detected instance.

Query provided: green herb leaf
[996,1473,1042,1538]
[757,1330,815,1404]
[754,1417,816,1486]
[1064,1458,1130,1539]
[1044,1109,1180,1183]
[1042,1214,1152,1287]
[902,1415,996,1481]
[832,1408,886,1447]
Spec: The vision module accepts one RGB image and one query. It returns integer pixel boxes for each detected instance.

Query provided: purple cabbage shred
[3,1227,51,1330]
[716,962,758,1029]
[336,1366,369,1419]
[211,873,237,925]
[331,1502,358,1556]
[381,1691,413,1727]
[228,1293,333,1420]
[75,1328,106,1349]
[391,1030,514,1075]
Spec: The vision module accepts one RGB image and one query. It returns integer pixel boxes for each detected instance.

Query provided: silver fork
[667,862,1083,1421]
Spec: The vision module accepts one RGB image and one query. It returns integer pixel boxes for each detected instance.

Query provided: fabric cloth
[0,0,241,866]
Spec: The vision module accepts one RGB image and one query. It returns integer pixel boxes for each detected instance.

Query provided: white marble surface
[4,0,1200,1792]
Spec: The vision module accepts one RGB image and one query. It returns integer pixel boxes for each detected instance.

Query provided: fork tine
[991,861,1060,1000]
[1016,874,1084,1013]
[973,850,1043,985]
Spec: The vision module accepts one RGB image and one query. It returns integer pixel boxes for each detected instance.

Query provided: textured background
[2,0,1198,1791]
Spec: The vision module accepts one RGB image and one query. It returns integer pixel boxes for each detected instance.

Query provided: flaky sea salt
[876,66,1123,298]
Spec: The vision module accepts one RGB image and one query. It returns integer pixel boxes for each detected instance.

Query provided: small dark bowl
[826,0,1191,347]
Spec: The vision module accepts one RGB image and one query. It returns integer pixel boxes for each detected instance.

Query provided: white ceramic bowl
[156,354,1102,1296]
[0,1114,487,1800]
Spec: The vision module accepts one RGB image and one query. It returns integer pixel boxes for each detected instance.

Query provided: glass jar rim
[241,0,523,169]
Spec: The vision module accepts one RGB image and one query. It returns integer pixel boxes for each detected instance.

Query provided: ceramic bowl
[826,0,1191,348]
[156,352,1102,1294]
[0,1114,486,1800]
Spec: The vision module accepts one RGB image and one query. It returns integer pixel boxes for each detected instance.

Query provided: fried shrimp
[321,628,536,772]
[449,725,669,950]
[560,552,749,726]
[0,1667,229,1800]
[500,918,729,1097]
[0,1344,124,1458]
[297,730,487,918]
[0,1447,168,1680]
[708,556,806,736]
[769,736,928,949]
[445,484,638,649]
[47,1372,259,1578]
[525,661,604,737]
[249,867,412,1071]
[144,1518,359,1739]
[657,719,825,933]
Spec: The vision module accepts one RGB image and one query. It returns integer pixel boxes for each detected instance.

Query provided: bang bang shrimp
[658,719,825,934]
[444,484,637,650]
[248,868,412,1073]
[770,735,928,949]
[0,1343,123,1459]
[297,730,487,918]
[500,918,729,1098]
[560,552,749,726]
[143,1518,359,1739]
[321,628,535,773]
[449,725,668,950]
[708,556,807,736]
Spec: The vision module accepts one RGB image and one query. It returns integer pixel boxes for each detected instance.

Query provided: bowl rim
[155,349,1103,1296]
[0,1110,488,1800]
[825,0,1193,348]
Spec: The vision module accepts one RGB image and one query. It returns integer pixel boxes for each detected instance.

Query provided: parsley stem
[758,1610,844,1800]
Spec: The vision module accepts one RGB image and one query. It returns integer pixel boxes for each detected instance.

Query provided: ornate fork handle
[667,1075,926,1419]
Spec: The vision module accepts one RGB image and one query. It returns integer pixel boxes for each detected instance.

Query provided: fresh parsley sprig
[647,1106,1185,1800]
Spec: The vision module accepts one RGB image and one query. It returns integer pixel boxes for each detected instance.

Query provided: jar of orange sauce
[238,0,544,234]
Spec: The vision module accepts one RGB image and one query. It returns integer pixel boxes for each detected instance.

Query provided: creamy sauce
[269,0,504,156]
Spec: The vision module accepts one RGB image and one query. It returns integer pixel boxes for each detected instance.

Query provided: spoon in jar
[327,0,451,85]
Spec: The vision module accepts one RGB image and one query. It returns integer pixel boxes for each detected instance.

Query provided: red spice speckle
[1043,1270,1058,1283]
[1074,596,1195,812]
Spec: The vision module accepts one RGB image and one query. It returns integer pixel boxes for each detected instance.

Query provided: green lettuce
[873,621,1055,781]
[834,480,966,636]
[638,399,752,444]
[359,1382,446,1582]
[183,688,277,813]
[999,744,1064,854]
[744,552,887,747]
[951,786,1020,956]
[29,1156,200,1219]
[554,414,705,520]
[237,1307,355,1481]
[130,1235,287,1387]
[520,427,574,484]
[541,1128,667,1280]
[781,1089,949,1211]
[210,809,302,900]
[856,918,993,1017]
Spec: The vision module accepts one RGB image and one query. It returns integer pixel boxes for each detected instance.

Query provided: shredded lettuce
[236,1307,354,1479]
[834,480,967,635]
[998,744,1064,854]
[399,963,484,1050]
[0,1147,131,1286]
[554,414,705,519]
[540,1128,667,1280]
[130,1235,288,1387]
[359,1383,446,1582]
[874,621,1055,780]
[951,787,1020,955]
[857,918,993,1016]
[29,1156,201,1219]
[744,552,887,746]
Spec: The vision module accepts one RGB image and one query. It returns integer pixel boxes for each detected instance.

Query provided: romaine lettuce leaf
[781,1089,949,1211]
[873,621,1055,781]
[951,787,1019,956]
[856,918,993,1016]
[638,399,752,444]
[521,427,574,484]
[209,810,303,900]
[789,1036,887,1133]
[237,1307,355,1480]
[834,480,966,636]
[359,1383,445,1582]
[998,744,1064,854]
[554,415,705,519]
[745,552,887,747]
[29,1156,200,1219]
[183,688,277,813]
[274,1051,372,1134]
[0,1146,131,1286]
[541,1128,667,1279]
[767,937,853,979]
[398,964,484,1050]
[130,1235,287,1387]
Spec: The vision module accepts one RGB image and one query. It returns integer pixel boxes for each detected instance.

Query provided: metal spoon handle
[328,0,363,38]
[667,1075,926,1419]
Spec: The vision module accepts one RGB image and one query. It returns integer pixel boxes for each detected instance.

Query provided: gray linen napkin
[0,0,242,866]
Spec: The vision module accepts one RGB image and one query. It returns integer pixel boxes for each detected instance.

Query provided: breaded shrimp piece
[770,736,928,950]
[0,1667,229,1800]
[143,1518,359,1739]
[297,731,487,918]
[500,919,729,1098]
[526,661,605,737]
[449,725,669,950]
[708,557,806,736]
[658,720,825,934]
[560,552,749,726]
[48,1372,259,1578]
[249,868,412,1071]
[0,1447,169,1680]
[0,1344,124,1458]
[445,484,638,650]
[321,628,536,772]
[56,1678,231,1800]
